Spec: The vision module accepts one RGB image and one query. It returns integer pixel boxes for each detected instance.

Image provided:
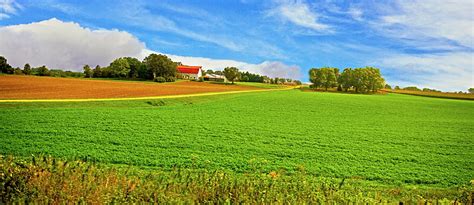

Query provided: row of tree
[1,56,84,77]
[83,54,177,82]
[309,67,385,93]
[206,68,301,85]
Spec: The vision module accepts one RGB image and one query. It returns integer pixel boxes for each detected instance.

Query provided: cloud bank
[0,18,301,79]
[0,18,145,69]
[376,52,473,91]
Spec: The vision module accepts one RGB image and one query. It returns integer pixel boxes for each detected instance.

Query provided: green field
[1,90,473,189]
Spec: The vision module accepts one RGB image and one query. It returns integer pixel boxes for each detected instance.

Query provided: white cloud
[0,0,22,19]
[375,0,474,49]
[347,6,363,21]
[376,52,474,91]
[268,0,331,32]
[0,18,145,70]
[0,13,9,20]
[0,18,301,79]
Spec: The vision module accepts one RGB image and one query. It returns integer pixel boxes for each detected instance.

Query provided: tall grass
[1,155,472,204]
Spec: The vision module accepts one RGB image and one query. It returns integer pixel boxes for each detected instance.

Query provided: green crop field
[1,90,473,192]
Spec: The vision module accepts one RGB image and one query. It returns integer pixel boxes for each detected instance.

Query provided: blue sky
[0,0,473,91]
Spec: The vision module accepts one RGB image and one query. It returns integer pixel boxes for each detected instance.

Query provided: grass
[384,89,474,100]
[234,82,291,89]
[0,90,473,201]
[1,155,472,203]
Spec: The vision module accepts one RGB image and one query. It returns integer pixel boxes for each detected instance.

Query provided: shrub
[154,76,166,83]
[165,76,176,82]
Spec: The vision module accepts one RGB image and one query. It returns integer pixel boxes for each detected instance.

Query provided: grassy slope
[0,90,473,187]
[383,89,474,100]
[234,82,290,89]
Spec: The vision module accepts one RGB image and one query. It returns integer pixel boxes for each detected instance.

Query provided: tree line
[83,54,177,82]
[206,68,301,85]
[1,55,301,85]
[309,67,385,93]
[1,56,83,77]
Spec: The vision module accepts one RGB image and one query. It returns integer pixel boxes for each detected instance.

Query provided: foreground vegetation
[1,91,472,186]
[1,155,472,203]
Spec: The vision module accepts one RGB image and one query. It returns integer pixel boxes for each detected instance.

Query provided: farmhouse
[203,74,228,83]
[177,65,202,80]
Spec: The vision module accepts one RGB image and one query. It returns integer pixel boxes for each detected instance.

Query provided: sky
[0,0,473,91]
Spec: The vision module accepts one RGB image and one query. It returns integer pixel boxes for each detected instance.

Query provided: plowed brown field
[0,75,261,99]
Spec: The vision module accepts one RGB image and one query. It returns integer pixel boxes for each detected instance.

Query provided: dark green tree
[14,67,23,75]
[123,57,142,78]
[93,65,102,78]
[0,56,13,74]
[83,65,93,78]
[223,67,240,84]
[143,54,177,80]
[23,63,32,75]
[109,58,130,78]
[37,65,50,76]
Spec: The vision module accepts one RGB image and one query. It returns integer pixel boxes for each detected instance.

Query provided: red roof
[177,65,202,74]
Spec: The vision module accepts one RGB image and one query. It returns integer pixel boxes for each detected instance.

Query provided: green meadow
[1,90,472,189]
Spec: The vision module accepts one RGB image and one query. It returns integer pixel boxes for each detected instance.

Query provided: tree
[403,86,421,91]
[338,68,353,91]
[14,67,23,75]
[469,88,474,94]
[0,56,13,74]
[123,57,142,78]
[351,68,366,93]
[364,67,385,92]
[109,58,130,78]
[395,86,401,90]
[385,84,392,89]
[83,65,93,78]
[23,63,32,75]
[320,67,338,91]
[93,65,102,78]
[309,67,338,91]
[143,54,177,80]
[37,65,50,76]
[223,67,240,84]
[137,64,149,79]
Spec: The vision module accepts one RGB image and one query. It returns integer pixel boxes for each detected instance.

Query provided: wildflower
[269,171,279,179]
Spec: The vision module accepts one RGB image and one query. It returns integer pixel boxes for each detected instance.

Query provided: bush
[154,76,166,83]
[165,76,176,82]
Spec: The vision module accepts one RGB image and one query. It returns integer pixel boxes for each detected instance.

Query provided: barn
[177,65,202,80]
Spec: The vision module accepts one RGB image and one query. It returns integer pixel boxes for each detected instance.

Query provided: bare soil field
[0,75,261,99]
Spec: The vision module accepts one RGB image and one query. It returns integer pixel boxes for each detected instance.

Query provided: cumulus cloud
[375,52,473,91]
[0,18,145,70]
[268,0,331,32]
[0,0,22,19]
[0,18,301,79]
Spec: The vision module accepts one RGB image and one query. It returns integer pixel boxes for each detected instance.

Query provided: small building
[177,65,202,80]
[203,74,228,83]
